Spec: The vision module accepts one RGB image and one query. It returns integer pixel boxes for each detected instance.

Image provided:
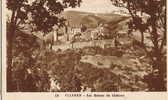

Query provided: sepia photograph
[5,0,166,92]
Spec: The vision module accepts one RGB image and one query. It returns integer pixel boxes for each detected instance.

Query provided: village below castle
[41,12,131,51]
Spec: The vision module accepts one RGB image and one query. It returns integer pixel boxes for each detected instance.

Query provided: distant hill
[63,11,89,27]
[81,14,106,28]
[63,11,130,29]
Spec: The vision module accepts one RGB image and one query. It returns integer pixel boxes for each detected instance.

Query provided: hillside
[63,11,130,28]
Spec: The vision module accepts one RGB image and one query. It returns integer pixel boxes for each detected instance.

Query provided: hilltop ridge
[62,10,130,28]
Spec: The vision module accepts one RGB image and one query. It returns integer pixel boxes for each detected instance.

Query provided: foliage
[7,0,82,33]
[11,27,50,91]
[11,32,160,92]
[111,0,166,91]
[34,49,121,92]
[7,0,82,91]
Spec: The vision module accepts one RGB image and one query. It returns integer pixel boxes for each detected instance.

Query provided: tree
[81,24,87,32]
[110,0,166,91]
[7,0,82,91]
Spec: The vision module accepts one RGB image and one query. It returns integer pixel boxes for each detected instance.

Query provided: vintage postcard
[1,0,168,100]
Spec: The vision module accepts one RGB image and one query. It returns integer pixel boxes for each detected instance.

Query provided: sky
[66,0,124,13]
[7,0,127,15]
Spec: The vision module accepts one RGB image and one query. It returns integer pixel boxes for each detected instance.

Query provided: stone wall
[52,39,114,51]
